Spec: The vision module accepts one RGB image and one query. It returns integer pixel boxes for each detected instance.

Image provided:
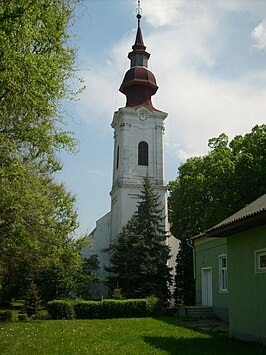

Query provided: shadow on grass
[154,316,182,327]
[154,316,228,337]
[143,335,266,355]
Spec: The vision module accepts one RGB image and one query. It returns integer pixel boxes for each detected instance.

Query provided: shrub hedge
[18,313,28,321]
[145,296,161,316]
[74,299,149,319]
[0,310,14,321]
[47,300,74,320]
[34,310,51,320]
[47,298,161,320]
[74,301,102,319]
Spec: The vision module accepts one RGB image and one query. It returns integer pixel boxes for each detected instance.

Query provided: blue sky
[59,0,266,237]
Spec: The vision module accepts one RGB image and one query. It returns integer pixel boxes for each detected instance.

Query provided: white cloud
[252,19,266,50]
[142,3,266,159]
[162,70,266,160]
[218,0,266,16]
[142,0,186,27]
[78,0,266,162]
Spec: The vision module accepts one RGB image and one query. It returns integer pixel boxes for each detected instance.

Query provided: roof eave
[205,210,266,238]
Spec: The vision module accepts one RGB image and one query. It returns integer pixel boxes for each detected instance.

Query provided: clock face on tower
[138,111,148,121]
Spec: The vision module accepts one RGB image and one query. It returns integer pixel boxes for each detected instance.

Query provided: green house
[192,194,266,345]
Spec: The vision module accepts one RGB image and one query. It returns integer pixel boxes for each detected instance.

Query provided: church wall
[83,212,111,299]
[111,184,168,241]
[111,107,167,187]
[110,107,168,236]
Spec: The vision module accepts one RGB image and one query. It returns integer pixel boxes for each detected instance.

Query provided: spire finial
[135,0,142,26]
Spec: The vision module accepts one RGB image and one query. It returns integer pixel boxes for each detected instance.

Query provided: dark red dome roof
[119,67,159,111]
[120,67,158,91]
[118,15,160,112]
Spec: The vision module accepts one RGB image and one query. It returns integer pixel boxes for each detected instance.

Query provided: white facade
[83,212,111,299]
[110,106,167,240]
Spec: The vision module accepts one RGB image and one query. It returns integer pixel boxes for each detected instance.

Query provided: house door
[202,267,212,306]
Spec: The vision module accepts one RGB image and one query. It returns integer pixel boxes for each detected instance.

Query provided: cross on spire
[136,0,143,24]
[119,0,159,111]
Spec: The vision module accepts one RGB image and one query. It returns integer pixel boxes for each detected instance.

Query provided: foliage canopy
[169,124,266,239]
[169,125,266,304]
[0,0,93,304]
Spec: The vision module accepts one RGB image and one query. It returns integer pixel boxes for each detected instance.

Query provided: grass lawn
[0,317,265,355]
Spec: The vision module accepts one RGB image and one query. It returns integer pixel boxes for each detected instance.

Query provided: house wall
[194,237,229,321]
[228,225,266,345]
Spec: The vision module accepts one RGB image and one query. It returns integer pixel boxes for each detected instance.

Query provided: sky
[59,0,266,237]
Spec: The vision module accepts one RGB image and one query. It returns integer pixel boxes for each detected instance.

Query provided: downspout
[186,238,195,279]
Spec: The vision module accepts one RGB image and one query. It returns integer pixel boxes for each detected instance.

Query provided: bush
[23,282,42,317]
[47,300,74,320]
[11,301,24,310]
[34,310,51,320]
[74,301,103,319]
[102,300,123,318]
[145,296,161,316]
[0,310,14,322]
[74,299,148,319]
[112,288,123,300]
[106,299,148,318]
[18,313,28,321]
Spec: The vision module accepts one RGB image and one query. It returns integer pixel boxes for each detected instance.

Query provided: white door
[202,268,212,306]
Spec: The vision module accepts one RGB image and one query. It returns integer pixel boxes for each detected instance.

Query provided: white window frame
[254,248,266,273]
[218,255,228,293]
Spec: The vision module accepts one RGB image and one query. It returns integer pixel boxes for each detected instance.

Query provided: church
[84,6,178,299]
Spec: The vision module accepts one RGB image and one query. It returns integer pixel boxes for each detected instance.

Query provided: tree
[0,0,86,304]
[23,282,42,317]
[174,240,195,305]
[0,0,82,170]
[169,125,266,304]
[0,164,83,303]
[73,255,100,300]
[106,176,172,301]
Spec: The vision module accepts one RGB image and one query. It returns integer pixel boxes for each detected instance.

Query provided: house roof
[192,194,266,239]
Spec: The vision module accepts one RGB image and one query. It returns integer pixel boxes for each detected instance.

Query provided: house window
[219,255,228,292]
[138,141,148,166]
[255,249,266,273]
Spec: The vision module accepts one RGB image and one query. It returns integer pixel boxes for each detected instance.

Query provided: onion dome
[119,12,159,111]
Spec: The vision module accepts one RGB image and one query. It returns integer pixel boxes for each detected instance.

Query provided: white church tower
[110,12,168,240]
[85,6,178,299]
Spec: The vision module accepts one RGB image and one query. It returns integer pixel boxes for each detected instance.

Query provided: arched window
[116,146,119,169]
[138,141,148,166]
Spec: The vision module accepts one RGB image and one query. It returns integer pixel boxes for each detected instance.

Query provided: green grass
[0,317,265,354]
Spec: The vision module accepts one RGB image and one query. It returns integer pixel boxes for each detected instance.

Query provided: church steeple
[119,3,159,112]
[128,11,150,68]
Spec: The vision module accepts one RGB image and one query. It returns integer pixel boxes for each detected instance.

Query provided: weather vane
[135,0,143,20]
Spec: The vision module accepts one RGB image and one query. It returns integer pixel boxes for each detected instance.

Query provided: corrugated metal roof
[192,194,266,240]
[206,194,266,233]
